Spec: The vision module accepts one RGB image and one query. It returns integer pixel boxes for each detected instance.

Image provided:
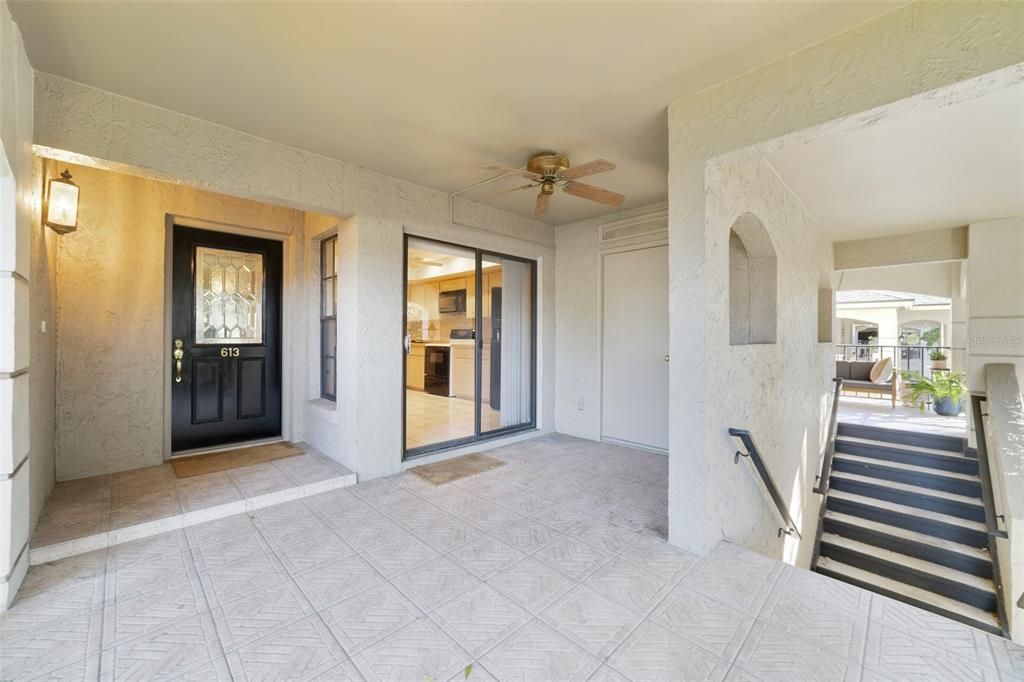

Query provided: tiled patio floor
[30,447,355,564]
[837,395,967,438]
[3,434,1021,680]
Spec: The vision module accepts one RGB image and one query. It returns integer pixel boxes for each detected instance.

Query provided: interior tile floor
[405,389,502,450]
[4,434,1021,681]
[29,446,355,565]
[837,395,967,438]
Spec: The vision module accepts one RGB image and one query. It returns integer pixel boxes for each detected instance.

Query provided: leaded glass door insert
[194,246,264,344]
[172,226,282,452]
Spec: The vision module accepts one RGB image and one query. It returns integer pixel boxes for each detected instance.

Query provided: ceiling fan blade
[561,159,616,180]
[534,191,550,218]
[564,181,624,207]
[483,164,543,181]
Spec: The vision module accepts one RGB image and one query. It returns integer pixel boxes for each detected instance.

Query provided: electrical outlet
[40,320,47,333]
[577,399,585,411]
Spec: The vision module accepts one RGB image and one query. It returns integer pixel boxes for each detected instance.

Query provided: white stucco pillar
[966,218,1024,390]
[0,2,36,609]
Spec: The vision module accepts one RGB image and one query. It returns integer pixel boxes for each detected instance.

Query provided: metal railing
[728,428,802,539]
[836,344,952,381]
[971,393,1010,637]
[814,378,844,495]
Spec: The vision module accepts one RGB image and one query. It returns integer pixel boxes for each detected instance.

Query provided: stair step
[836,423,965,453]
[818,533,996,611]
[815,557,1002,636]
[826,490,989,547]
[838,435,972,460]
[835,438,978,475]
[832,453,982,497]
[823,511,992,578]
[828,471,985,522]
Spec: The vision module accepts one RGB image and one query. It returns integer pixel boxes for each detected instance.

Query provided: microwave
[438,289,466,314]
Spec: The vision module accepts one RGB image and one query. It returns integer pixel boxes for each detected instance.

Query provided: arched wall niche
[729,212,777,345]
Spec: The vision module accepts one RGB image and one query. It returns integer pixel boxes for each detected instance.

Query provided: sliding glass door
[403,236,536,458]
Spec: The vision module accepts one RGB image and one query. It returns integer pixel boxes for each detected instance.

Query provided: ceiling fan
[483,153,624,218]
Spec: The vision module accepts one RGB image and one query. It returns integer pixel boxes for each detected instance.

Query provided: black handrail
[971,393,1010,638]
[728,428,802,539]
[971,394,1009,540]
[814,378,844,495]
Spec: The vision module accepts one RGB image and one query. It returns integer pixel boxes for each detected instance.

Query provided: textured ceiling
[768,84,1024,241]
[11,1,900,225]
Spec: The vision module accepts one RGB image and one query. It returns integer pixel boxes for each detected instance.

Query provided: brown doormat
[410,453,506,485]
[171,442,303,479]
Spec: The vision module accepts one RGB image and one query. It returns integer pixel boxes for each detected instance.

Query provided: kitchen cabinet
[407,283,440,339]
[439,278,466,293]
[451,344,475,399]
[406,344,425,390]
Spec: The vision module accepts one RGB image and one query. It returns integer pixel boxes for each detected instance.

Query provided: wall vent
[599,209,668,248]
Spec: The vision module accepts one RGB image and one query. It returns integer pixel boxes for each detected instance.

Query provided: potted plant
[900,371,967,416]
[929,349,948,370]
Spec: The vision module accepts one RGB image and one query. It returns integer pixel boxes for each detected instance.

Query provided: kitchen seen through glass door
[404,236,535,456]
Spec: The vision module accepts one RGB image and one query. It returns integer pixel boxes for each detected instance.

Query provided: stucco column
[333,215,405,480]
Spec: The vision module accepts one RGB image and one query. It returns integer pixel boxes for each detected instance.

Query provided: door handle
[404,334,411,355]
[664,354,670,363]
[173,339,184,383]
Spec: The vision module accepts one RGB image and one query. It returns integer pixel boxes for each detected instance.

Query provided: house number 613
[220,347,240,357]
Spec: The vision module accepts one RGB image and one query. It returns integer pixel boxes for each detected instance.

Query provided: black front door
[171,226,283,452]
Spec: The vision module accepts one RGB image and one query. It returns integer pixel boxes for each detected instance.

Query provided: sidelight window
[320,235,338,401]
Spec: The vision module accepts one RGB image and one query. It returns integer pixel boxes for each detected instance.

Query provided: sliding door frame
[402,234,538,461]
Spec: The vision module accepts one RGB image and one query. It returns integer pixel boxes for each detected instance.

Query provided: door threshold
[170,436,285,460]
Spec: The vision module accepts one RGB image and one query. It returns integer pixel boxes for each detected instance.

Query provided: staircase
[813,422,1006,636]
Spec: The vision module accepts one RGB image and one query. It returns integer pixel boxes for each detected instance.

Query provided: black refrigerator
[490,288,501,410]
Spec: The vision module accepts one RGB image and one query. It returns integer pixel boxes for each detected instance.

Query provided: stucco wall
[53,162,306,480]
[33,72,556,482]
[667,0,1024,556]
[967,217,1024,390]
[704,156,833,563]
[0,0,38,608]
[28,159,53,527]
[554,202,667,442]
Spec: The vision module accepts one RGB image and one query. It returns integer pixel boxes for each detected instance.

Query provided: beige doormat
[171,441,303,479]
[410,453,506,485]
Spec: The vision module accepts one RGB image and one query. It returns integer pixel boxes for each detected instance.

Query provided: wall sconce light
[45,169,79,234]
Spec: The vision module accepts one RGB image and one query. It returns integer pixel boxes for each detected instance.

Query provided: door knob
[664,354,670,363]
[173,339,184,383]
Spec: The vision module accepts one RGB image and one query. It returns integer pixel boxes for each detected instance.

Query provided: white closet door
[602,245,669,452]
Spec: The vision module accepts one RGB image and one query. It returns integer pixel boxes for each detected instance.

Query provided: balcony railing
[835,344,953,381]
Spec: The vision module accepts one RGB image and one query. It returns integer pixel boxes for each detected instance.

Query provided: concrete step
[828,470,985,522]
[835,438,978,475]
[832,452,982,498]
[823,511,992,578]
[818,533,997,612]
[815,556,1002,636]
[826,489,988,548]
[835,423,965,454]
